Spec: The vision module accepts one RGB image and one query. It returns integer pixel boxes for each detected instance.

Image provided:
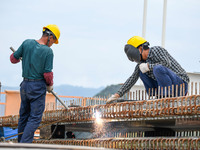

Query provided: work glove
[46,85,53,93]
[106,94,120,104]
[139,63,150,73]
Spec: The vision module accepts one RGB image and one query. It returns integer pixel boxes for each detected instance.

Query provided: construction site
[0,76,200,149]
[1,0,200,150]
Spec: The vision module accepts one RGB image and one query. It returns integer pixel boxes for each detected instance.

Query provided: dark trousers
[140,65,188,97]
[18,80,46,143]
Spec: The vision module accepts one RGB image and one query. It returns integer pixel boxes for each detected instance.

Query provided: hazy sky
[1,0,200,88]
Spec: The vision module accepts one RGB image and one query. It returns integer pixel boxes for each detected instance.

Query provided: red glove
[10,53,20,64]
[44,72,53,86]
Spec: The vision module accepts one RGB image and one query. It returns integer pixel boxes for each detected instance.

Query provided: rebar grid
[0,95,200,127]
[33,137,200,149]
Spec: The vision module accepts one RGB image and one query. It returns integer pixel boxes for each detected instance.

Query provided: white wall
[187,72,200,95]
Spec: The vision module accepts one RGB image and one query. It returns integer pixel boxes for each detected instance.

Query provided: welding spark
[94,111,103,125]
[93,110,108,138]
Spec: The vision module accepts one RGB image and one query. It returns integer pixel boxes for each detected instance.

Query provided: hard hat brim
[55,40,58,44]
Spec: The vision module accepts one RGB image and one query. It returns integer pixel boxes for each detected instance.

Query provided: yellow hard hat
[127,36,147,48]
[43,24,60,44]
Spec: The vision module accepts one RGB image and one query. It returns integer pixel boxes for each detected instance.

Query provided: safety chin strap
[140,42,149,63]
[46,36,50,47]
[45,30,52,47]
[140,47,145,62]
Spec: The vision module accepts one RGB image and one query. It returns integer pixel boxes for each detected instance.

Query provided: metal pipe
[142,0,148,38]
[161,0,167,48]
[51,91,68,109]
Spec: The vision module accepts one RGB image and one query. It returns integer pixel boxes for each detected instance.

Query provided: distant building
[187,72,200,95]
[187,72,200,83]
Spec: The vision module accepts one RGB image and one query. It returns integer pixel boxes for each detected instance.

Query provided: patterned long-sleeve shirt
[117,46,190,97]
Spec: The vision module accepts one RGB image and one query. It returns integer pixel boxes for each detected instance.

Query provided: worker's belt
[23,78,43,81]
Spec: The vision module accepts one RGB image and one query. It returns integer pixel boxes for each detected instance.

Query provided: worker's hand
[106,93,120,104]
[46,85,53,93]
[139,63,150,73]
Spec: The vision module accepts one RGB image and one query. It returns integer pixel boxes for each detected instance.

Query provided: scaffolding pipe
[161,0,167,48]
[142,0,148,38]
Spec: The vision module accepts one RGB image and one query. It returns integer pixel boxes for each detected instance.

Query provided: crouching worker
[107,36,189,103]
[10,24,60,143]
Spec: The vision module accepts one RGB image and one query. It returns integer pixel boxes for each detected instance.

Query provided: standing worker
[10,24,60,143]
[107,36,189,103]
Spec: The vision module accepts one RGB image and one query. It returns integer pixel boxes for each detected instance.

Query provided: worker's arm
[44,49,54,92]
[117,64,140,97]
[44,71,53,93]
[148,46,171,71]
[106,65,140,104]
[10,53,20,64]
[10,41,24,64]
[44,72,53,86]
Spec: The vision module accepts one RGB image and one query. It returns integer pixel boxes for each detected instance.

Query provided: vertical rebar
[130,92,132,100]
[139,90,141,100]
[187,83,190,96]
[158,86,160,99]
[145,90,147,100]
[195,82,197,95]
[191,82,193,95]
[142,90,144,100]
[172,84,174,97]
[136,90,138,100]
[176,85,178,97]
[199,82,200,95]
[148,88,151,100]
[180,84,182,97]
[168,86,170,98]
[165,86,167,98]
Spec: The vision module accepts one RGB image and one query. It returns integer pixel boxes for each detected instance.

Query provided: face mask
[124,44,141,63]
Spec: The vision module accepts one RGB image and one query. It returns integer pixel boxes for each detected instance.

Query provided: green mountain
[1,84,104,98]
[54,85,104,97]
[1,84,123,98]
[94,84,122,97]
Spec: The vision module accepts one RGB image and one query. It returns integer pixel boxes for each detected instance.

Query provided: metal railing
[33,137,200,149]
[123,82,200,100]
[1,95,199,127]
[56,96,107,109]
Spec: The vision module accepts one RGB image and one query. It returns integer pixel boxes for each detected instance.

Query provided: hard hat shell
[127,36,147,48]
[43,24,60,44]
[124,44,140,63]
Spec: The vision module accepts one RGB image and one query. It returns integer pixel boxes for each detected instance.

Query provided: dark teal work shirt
[14,39,53,79]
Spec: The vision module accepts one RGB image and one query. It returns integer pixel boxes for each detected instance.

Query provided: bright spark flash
[95,111,103,125]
